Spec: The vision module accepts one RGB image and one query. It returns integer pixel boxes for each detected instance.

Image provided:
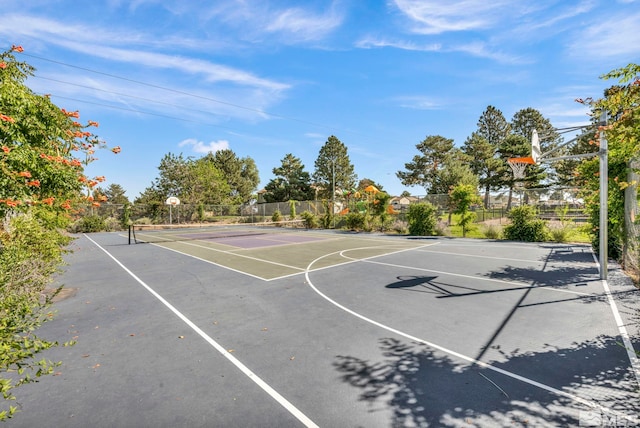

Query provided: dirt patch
[41,287,78,303]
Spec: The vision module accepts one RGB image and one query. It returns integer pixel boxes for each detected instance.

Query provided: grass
[441,213,591,243]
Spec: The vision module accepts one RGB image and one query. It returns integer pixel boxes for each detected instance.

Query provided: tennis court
[8,227,640,427]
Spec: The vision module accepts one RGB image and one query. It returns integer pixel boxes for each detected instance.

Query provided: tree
[396,135,454,194]
[357,178,384,192]
[450,184,481,237]
[99,183,130,205]
[313,135,357,200]
[263,153,314,202]
[577,63,640,264]
[189,156,231,205]
[477,105,511,148]
[1,46,115,420]
[461,132,504,208]
[152,153,192,201]
[209,149,259,204]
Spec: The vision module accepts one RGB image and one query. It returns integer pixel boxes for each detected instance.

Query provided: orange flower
[0,62,6,69]
[78,175,88,183]
[91,202,101,207]
[98,195,108,202]
[88,180,98,188]
[87,195,94,201]
[18,171,32,178]
[1,114,15,122]
[60,200,72,209]
[95,175,106,182]
[2,146,9,154]
[88,120,99,127]
[111,146,121,154]
[11,45,24,53]
[26,180,40,187]
[42,197,55,206]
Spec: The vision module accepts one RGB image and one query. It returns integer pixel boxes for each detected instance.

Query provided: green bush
[300,211,318,229]
[503,206,549,242]
[344,212,368,231]
[483,224,502,239]
[271,210,282,223]
[406,202,437,236]
[1,213,70,420]
[74,215,105,233]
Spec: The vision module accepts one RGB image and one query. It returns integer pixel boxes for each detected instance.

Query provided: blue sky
[2,0,639,198]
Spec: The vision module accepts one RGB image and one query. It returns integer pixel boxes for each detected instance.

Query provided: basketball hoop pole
[532,114,608,280]
[598,112,608,280]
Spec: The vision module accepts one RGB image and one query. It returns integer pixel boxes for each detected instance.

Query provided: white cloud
[179,138,230,154]
[356,36,441,52]
[202,1,344,43]
[569,12,640,58]
[265,6,344,41]
[395,95,442,110]
[1,14,288,92]
[392,0,524,34]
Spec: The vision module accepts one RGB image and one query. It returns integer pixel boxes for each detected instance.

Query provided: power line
[19,51,358,136]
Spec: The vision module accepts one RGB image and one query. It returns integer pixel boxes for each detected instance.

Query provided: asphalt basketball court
[7,226,640,427]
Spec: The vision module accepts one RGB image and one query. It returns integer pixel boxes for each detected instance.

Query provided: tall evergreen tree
[208,149,259,204]
[461,132,504,208]
[264,153,314,202]
[313,136,357,199]
[396,135,454,194]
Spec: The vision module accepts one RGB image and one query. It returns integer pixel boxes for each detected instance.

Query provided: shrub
[503,205,549,242]
[73,215,105,233]
[300,211,318,229]
[344,212,368,231]
[271,210,282,224]
[406,202,437,236]
[1,214,71,420]
[483,224,502,239]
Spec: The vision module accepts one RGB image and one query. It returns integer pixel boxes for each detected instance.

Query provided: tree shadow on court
[485,264,598,287]
[334,336,639,427]
[538,245,596,264]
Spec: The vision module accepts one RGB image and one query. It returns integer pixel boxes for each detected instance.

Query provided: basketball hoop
[507,156,535,180]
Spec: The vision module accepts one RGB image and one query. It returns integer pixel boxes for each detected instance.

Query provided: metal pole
[599,112,608,280]
[332,159,335,228]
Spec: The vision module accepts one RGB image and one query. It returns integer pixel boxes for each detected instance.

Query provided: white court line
[84,234,319,428]
[304,247,628,417]
[591,254,640,388]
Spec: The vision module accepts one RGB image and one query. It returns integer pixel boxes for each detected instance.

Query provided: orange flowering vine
[111,146,121,154]
[18,171,32,178]
[26,180,40,187]
[11,45,24,53]
[42,197,55,206]
[0,62,6,69]
[1,114,15,122]
[2,146,10,153]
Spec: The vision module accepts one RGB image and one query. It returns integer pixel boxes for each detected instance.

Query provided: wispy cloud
[203,1,344,44]
[2,14,289,93]
[265,5,344,42]
[179,138,230,154]
[569,11,640,58]
[356,37,441,52]
[392,0,524,34]
[395,95,442,110]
